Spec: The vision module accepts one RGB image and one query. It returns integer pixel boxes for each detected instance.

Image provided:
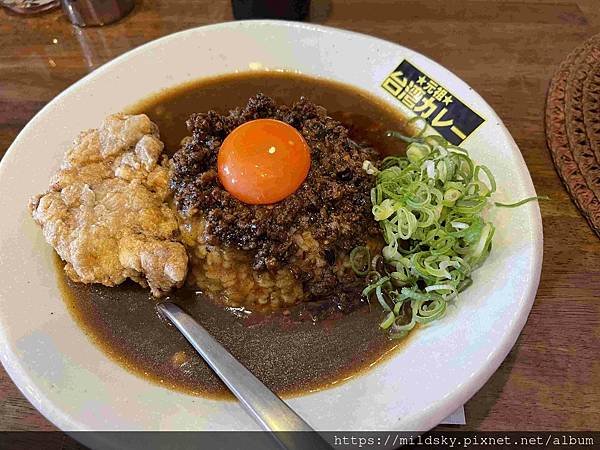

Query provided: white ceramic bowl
[0,20,542,436]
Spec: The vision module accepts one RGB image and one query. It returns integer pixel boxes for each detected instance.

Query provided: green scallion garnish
[351,129,546,339]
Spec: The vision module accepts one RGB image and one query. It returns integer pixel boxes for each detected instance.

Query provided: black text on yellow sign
[382,60,485,145]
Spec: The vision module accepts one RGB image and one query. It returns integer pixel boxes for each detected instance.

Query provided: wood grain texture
[1,0,599,434]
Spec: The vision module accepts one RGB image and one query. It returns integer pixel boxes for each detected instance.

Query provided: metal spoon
[157,302,332,450]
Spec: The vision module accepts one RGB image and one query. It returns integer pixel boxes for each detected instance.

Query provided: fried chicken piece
[29,114,188,296]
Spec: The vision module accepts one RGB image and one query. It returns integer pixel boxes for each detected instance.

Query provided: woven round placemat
[546,34,600,237]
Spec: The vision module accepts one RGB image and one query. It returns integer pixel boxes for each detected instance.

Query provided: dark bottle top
[232,0,310,21]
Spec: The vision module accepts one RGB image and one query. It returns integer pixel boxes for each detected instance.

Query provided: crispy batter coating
[29,114,188,296]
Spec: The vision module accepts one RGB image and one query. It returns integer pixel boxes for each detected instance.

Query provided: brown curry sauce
[59,72,411,399]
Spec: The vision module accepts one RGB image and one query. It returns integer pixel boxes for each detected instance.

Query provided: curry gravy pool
[59,72,410,399]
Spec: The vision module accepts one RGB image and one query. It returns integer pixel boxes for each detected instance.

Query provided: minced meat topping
[170,94,381,293]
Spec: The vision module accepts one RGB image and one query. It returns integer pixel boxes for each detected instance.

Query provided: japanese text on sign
[381,60,485,145]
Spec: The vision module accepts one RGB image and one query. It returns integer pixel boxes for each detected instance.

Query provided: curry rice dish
[27,70,515,397]
[172,93,383,310]
[29,72,409,396]
[30,93,387,312]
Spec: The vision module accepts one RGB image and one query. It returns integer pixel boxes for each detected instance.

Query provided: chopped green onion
[372,198,396,221]
[443,188,462,206]
[495,195,549,208]
[380,311,396,329]
[385,130,421,143]
[350,246,371,276]
[407,142,430,164]
[352,126,548,339]
[375,282,392,311]
[475,165,496,194]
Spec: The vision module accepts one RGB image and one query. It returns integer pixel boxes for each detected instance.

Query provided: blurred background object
[61,0,134,26]
[0,0,59,14]
[232,0,310,21]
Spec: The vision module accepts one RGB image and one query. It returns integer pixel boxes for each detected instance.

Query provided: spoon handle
[157,302,331,450]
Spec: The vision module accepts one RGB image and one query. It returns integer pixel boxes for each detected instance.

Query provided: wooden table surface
[1,0,599,434]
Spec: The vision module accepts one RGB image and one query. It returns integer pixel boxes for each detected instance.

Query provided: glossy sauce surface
[61,72,410,398]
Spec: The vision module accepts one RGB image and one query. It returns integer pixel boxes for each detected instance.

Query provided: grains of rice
[179,215,379,311]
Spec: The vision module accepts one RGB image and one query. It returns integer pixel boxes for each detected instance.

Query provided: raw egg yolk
[217,119,311,205]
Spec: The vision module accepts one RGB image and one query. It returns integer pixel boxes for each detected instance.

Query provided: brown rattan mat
[546,34,600,237]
